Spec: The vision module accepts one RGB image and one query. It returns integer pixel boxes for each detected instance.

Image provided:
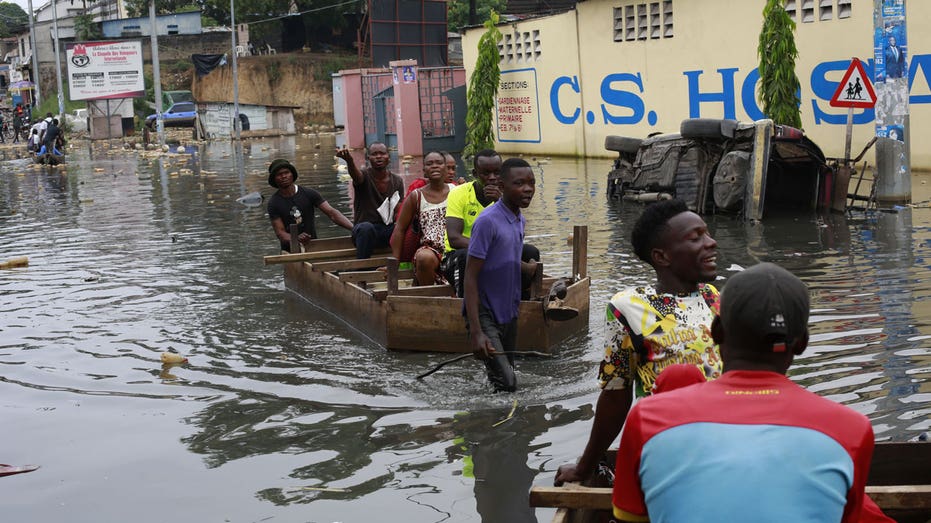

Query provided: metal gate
[361,71,396,148]
[419,67,465,152]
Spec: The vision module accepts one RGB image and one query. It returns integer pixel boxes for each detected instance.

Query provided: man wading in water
[464,158,538,392]
[556,199,721,484]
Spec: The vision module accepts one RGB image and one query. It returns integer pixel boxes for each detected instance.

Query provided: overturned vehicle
[606,119,837,220]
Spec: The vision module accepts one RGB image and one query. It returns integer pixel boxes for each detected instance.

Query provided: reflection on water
[0,137,929,522]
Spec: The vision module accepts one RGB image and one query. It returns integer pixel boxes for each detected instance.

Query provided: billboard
[369,0,447,67]
[66,41,145,101]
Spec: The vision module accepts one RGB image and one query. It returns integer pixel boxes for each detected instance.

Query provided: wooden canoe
[532,442,931,523]
[265,225,591,354]
[34,152,64,165]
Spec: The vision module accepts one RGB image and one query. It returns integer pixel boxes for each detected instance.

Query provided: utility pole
[149,0,164,145]
[873,0,910,203]
[51,0,64,116]
[231,0,240,140]
[27,0,41,106]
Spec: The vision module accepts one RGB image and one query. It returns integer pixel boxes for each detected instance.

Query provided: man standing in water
[337,142,405,259]
[444,149,540,297]
[464,158,538,392]
[611,263,875,523]
[267,159,353,252]
[556,199,720,484]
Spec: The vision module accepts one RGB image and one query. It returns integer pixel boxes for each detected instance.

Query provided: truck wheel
[605,135,642,153]
[680,119,738,140]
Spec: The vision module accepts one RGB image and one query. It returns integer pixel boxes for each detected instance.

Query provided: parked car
[163,90,193,107]
[145,102,196,129]
[605,118,836,220]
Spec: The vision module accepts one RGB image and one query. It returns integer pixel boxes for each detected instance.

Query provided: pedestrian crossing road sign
[830,58,877,108]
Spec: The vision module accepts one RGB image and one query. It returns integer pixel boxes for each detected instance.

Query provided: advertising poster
[496,68,541,143]
[66,41,145,101]
[873,0,908,142]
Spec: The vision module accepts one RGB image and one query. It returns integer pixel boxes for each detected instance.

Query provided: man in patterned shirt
[555,198,720,486]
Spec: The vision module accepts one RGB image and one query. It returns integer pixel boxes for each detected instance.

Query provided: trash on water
[236,192,264,206]
[0,257,28,270]
[160,352,188,364]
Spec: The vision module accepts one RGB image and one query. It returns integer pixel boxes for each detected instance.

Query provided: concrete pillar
[340,69,366,149]
[389,59,423,157]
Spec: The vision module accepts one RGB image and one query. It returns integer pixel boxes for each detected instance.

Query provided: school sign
[462,0,931,167]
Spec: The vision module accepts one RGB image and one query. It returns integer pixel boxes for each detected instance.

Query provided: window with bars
[786,0,852,23]
[498,29,542,63]
[837,0,851,18]
[613,1,673,42]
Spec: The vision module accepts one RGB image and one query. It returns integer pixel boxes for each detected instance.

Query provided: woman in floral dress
[391,151,454,286]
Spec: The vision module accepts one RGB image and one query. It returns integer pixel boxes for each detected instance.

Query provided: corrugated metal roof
[502,0,579,15]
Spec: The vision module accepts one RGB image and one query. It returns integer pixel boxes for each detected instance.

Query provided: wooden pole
[844,107,854,166]
[530,262,543,299]
[289,224,300,253]
[572,225,588,279]
[386,257,399,295]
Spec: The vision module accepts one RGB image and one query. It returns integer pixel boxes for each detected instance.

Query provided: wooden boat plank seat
[529,484,931,512]
[372,284,455,301]
[533,442,931,522]
[309,256,392,272]
[264,248,358,265]
[339,269,414,284]
[869,441,931,486]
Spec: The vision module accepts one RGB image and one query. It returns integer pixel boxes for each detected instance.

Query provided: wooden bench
[531,442,931,522]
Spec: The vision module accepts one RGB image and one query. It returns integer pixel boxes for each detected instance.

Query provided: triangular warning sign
[830,58,877,108]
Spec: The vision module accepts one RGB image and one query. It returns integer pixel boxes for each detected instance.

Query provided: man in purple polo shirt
[464,158,538,392]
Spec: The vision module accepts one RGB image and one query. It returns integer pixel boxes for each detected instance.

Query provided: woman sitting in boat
[390,151,454,286]
[395,151,463,263]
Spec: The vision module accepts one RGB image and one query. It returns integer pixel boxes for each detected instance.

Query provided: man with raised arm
[555,199,721,485]
[336,142,405,259]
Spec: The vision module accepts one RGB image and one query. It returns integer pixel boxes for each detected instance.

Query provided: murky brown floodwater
[1,135,928,522]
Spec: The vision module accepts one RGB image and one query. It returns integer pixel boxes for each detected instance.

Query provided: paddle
[416,350,555,380]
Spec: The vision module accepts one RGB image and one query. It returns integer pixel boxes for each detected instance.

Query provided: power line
[246,0,358,26]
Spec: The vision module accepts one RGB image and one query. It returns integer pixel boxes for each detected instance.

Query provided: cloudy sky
[8,0,41,15]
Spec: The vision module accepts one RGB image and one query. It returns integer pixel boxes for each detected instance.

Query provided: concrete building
[101,11,201,38]
[196,102,298,138]
[461,0,931,168]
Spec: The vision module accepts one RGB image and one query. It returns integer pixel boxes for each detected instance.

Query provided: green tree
[74,13,102,41]
[447,0,506,33]
[463,10,501,160]
[0,2,29,38]
[758,0,802,128]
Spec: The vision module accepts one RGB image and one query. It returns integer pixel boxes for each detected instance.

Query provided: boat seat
[371,284,455,301]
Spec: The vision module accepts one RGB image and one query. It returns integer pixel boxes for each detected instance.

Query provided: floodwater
[1,134,929,523]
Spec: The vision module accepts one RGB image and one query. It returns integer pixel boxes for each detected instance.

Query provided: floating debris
[0,257,28,270]
[236,192,264,206]
[160,352,188,364]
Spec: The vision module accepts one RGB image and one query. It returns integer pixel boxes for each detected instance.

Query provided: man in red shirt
[612,263,875,523]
